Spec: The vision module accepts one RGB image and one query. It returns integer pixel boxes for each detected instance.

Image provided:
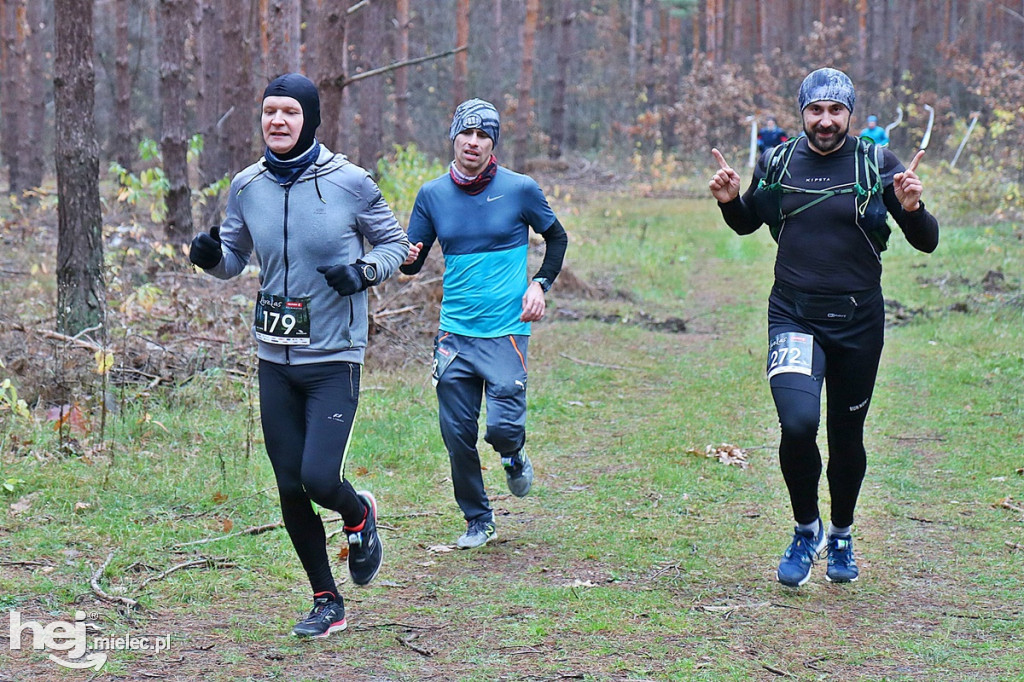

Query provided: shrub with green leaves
[375,144,446,223]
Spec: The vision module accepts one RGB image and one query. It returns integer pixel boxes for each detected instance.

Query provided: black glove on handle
[189,225,222,269]
[317,261,378,297]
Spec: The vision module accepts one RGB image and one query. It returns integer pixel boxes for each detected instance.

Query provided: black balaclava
[263,73,321,160]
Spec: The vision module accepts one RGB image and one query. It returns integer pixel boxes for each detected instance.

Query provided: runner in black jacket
[708,67,938,587]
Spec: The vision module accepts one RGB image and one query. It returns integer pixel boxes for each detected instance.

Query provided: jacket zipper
[283,185,291,364]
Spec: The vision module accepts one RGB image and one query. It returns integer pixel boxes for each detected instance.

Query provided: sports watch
[358,261,379,286]
[532,277,551,293]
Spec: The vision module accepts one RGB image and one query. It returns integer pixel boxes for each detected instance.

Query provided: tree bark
[355,0,386,171]
[112,0,134,172]
[197,0,230,225]
[549,0,575,159]
[661,8,682,150]
[222,2,256,173]
[22,0,47,193]
[159,0,194,242]
[453,0,469,107]
[513,0,539,171]
[314,0,346,151]
[54,0,106,335]
[1,1,29,195]
[264,0,301,76]
[394,0,411,145]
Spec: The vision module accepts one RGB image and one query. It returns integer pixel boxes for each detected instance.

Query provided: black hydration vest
[752,137,891,254]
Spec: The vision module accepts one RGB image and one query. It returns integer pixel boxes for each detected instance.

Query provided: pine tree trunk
[113,0,134,172]
[54,0,105,335]
[222,2,255,173]
[513,0,539,171]
[264,0,301,75]
[315,0,346,151]
[159,0,194,242]
[2,1,29,195]
[23,1,47,193]
[197,0,230,225]
[355,0,386,171]
[394,0,411,146]
[453,0,469,106]
[549,0,574,159]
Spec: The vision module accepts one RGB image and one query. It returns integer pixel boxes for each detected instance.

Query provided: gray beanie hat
[449,98,500,144]
[798,68,855,113]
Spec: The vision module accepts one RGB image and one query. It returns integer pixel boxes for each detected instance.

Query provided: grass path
[2,198,1022,681]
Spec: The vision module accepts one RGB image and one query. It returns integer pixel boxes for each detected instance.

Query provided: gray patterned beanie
[449,98,500,144]
[798,68,855,113]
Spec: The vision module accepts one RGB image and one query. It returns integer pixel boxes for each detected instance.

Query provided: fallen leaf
[221,518,234,533]
[211,491,228,504]
[338,546,350,560]
[690,443,750,469]
[74,502,91,512]
[426,544,456,554]
[46,403,90,435]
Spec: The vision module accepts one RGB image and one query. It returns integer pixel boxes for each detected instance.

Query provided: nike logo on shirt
[486,194,504,202]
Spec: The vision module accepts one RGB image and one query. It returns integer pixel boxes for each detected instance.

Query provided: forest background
[5,0,1020,337]
[5,0,1024,227]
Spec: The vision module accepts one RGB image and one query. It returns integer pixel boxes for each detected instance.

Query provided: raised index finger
[906,149,925,174]
[711,148,731,171]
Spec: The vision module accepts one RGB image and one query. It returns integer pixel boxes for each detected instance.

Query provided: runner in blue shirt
[401,98,568,549]
[859,114,889,146]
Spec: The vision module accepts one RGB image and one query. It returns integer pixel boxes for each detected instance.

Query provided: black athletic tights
[258,360,367,597]
[767,285,885,529]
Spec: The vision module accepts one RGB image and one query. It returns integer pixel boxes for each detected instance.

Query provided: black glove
[189,225,222,269]
[317,261,377,297]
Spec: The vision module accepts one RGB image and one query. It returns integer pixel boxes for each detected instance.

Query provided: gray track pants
[434,332,529,523]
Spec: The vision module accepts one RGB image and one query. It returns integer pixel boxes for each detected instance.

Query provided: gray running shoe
[502,450,533,497]
[457,518,497,549]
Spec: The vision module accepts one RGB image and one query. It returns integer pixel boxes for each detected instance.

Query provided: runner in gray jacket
[188,73,409,638]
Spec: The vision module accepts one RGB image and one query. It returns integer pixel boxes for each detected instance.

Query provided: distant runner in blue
[757,115,789,153]
[859,114,889,146]
[401,98,568,549]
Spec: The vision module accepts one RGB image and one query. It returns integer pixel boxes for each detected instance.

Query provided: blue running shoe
[825,534,860,583]
[502,450,533,497]
[777,520,826,587]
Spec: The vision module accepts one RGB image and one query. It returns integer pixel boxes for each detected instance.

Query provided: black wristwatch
[358,261,379,286]
[532,277,551,293]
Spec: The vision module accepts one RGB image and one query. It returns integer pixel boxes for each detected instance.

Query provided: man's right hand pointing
[708,148,741,203]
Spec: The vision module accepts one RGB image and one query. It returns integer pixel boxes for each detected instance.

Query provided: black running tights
[258,360,366,597]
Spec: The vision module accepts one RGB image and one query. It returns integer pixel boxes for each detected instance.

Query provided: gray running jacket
[204,145,410,365]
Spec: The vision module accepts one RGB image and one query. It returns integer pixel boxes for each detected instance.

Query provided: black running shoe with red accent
[292,595,346,638]
[347,491,383,586]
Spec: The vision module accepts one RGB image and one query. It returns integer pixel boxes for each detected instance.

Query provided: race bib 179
[254,292,312,345]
